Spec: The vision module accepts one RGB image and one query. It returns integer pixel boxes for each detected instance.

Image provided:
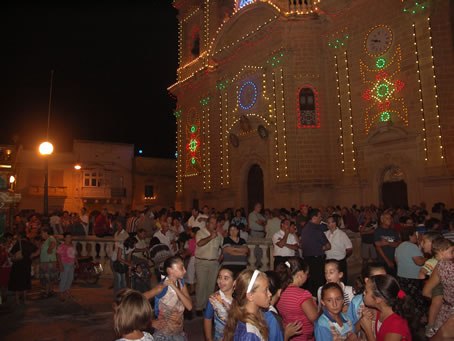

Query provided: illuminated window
[83,171,103,187]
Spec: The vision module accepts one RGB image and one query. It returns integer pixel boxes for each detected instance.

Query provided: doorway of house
[382,180,408,209]
[247,164,264,213]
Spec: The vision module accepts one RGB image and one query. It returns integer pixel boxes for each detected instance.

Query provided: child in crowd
[265,270,302,341]
[347,263,386,339]
[131,263,151,294]
[276,257,318,341]
[315,283,357,340]
[113,289,154,341]
[360,275,413,341]
[419,236,451,337]
[222,269,271,341]
[181,227,198,296]
[204,267,234,341]
[317,259,355,313]
[56,232,77,302]
[144,256,192,341]
[422,238,454,338]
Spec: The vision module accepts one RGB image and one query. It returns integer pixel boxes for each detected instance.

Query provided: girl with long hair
[143,256,192,341]
[360,275,414,341]
[275,257,318,341]
[222,269,271,341]
[315,283,357,340]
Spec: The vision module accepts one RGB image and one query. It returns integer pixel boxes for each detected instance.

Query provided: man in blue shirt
[374,212,400,276]
[300,209,331,297]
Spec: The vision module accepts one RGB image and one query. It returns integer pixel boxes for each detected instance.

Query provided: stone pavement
[0,278,204,341]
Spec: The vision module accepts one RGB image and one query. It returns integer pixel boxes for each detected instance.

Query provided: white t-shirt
[80,214,89,235]
[192,214,208,229]
[324,228,352,260]
[154,230,176,249]
[272,230,298,257]
[112,242,134,262]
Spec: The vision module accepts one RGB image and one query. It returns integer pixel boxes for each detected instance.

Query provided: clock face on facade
[365,25,393,56]
[238,81,258,110]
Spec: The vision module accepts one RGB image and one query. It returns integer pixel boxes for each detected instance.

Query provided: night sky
[0,1,178,158]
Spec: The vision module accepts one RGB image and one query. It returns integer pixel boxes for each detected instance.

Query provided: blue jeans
[112,259,126,295]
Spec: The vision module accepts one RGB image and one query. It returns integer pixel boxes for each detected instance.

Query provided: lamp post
[39,141,54,217]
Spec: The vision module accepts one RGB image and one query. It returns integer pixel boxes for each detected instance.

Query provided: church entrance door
[381,166,408,208]
[247,164,264,213]
[382,180,408,208]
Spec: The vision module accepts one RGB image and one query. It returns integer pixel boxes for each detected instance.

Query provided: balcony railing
[28,186,67,196]
[68,231,362,279]
[81,187,111,198]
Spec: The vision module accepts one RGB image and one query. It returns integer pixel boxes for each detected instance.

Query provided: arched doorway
[381,166,408,208]
[247,164,264,213]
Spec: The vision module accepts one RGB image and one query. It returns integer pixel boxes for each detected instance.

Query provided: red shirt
[276,286,315,341]
[94,214,109,235]
[375,312,411,341]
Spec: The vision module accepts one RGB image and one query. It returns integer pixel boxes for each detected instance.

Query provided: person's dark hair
[400,226,416,242]
[423,231,442,243]
[321,282,343,300]
[124,235,137,250]
[353,262,386,294]
[308,209,320,221]
[113,289,153,337]
[149,237,161,248]
[327,215,340,226]
[325,259,341,272]
[265,270,281,297]
[162,255,183,277]
[275,257,309,292]
[432,237,454,256]
[369,275,419,338]
[237,223,245,231]
[3,232,13,240]
[425,217,440,230]
[63,232,72,238]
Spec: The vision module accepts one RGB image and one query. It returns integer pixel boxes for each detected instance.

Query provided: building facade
[170,0,454,211]
[0,145,21,233]
[14,140,175,214]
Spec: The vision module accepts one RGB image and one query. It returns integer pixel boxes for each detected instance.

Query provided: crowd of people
[1,201,454,340]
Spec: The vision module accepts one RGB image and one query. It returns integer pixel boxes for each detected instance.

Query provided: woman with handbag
[8,233,40,304]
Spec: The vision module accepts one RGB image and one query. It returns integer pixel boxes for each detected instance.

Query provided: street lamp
[39,141,54,217]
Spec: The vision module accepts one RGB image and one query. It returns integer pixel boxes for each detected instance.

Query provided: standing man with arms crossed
[194,216,223,317]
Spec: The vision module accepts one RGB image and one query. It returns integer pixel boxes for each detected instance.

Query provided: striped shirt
[126,216,139,233]
[276,286,315,341]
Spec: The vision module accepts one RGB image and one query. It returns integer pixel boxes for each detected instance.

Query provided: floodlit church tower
[169,0,454,211]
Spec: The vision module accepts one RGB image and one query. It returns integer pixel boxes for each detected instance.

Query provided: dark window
[144,185,154,198]
[191,32,200,57]
[299,88,315,111]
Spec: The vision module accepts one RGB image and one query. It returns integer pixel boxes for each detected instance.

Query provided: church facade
[169,0,454,211]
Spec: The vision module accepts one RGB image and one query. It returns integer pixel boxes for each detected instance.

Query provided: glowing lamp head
[74,164,81,170]
[9,175,15,183]
[39,141,54,156]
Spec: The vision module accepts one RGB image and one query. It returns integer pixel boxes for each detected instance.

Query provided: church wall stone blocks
[169,0,454,211]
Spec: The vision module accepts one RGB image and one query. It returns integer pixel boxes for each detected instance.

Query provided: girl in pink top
[276,257,319,341]
[57,232,77,301]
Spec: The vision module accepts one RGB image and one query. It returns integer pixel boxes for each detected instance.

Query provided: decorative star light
[359,46,408,134]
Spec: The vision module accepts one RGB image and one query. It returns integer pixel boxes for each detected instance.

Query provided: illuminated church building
[169,0,454,211]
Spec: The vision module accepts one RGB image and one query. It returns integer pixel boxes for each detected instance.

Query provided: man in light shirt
[324,215,353,283]
[248,202,266,238]
[80,207,89,235]
[272,218,299,269]
[265,209,281,238]
[194,216,223,316]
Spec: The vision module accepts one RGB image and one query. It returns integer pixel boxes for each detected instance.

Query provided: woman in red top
[276,257,318,341]
[360,274,413,341]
